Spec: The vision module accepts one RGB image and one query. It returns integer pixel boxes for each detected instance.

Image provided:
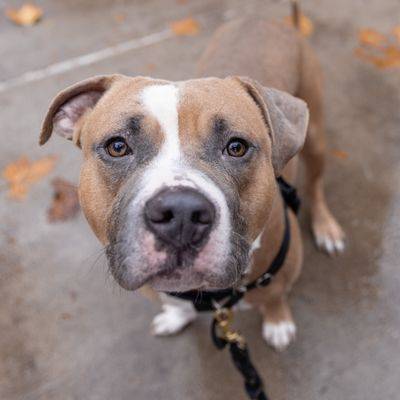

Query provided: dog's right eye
[106,138,131,157]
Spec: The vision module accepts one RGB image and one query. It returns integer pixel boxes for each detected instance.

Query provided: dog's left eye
[106,138,131,157]
[225,138,249,158]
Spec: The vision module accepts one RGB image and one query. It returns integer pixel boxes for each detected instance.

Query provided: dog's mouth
[107,231,249,293]
[147,267,226,292]
[106,204,252,291]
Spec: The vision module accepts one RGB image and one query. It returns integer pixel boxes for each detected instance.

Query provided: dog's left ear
[233,76,309,175]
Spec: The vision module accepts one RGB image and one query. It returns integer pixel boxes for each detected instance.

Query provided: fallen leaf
[47,177,80,222]
[6,236,16,246]
[384,45,400,67]
[170,17,200,36]
[355,27,400,69]
[145,63,156,73]
[284,13,314,37]
[392,26,400,43]
[60,312,72,320]
[331,149,349,160]
[358,28,387,47]
[5,3,43,26]
[2,155,57,200]
[113,13,126,24]
[357,46,400,68]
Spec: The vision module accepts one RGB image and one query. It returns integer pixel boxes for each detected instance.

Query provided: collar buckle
[256,273,273,287]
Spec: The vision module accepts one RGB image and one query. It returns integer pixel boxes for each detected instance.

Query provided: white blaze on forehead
[140,84,180,162]
[138,83,184,195]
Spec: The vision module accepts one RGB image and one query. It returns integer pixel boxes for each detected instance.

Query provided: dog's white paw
[151,303,197,336]
[315,234,345,255]
[312,209,346,255]
[262,321,296,351]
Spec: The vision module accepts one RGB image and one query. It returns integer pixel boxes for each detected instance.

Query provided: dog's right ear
[39,74,124,146]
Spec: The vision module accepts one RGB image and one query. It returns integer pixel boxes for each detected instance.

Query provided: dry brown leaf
[358,28,387,47]
[284,13,314,37]
[355,27,400,69]
[47,178,80,223]
[392,26,400,43]
[331,149,349,160]
[5,3,43,26]
[170,17,200,36]
[60,312,72,320]
[2,155,57,200]
[384,45,400,67]
[145,63,156,73]
[113,13,126,24]
[360,46,400,68]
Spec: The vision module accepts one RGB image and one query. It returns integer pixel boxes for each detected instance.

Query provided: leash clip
[214,308,246,349]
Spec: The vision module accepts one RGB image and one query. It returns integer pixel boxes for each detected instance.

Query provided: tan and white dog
[40,10,345,350]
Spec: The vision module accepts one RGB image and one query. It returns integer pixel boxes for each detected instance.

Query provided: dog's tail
[291,0,301,30]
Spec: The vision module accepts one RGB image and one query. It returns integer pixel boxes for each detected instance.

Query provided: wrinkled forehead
[83,77,265,147]
[178,78,265,144]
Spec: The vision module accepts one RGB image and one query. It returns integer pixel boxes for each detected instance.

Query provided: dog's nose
[144,187,215,248]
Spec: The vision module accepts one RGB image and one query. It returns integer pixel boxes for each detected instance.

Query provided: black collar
[166,177,299,312]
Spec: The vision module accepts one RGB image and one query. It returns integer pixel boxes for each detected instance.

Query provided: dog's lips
[146,265,208,292]
[134,238,242,291]
[107,208,241,292]
[113,273,152,291]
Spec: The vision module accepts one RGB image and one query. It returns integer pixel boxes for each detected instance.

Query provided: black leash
[211,308,269,400]
[167,177,300,400]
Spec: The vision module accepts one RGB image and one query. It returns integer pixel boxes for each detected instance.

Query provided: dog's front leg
[151,294,197,336]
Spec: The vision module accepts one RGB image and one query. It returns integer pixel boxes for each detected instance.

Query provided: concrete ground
[1,0,400,399]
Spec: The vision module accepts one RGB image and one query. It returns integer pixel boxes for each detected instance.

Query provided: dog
[39,4,345,351]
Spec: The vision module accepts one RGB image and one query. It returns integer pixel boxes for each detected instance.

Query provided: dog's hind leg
[151,294,197,336]
[298,42,345,255]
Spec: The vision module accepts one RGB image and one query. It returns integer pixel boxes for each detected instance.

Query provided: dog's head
[40,75,308,292]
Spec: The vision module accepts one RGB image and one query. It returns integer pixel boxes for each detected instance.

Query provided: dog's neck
[245,190,286,283]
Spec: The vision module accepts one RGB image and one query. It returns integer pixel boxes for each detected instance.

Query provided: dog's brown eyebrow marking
[201,117,233,163]
[213,116,229,135]
[104,115,143,141]
[126,115,142,135]
[92,115,144,153]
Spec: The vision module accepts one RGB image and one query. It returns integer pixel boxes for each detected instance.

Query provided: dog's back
[197,17,303,95]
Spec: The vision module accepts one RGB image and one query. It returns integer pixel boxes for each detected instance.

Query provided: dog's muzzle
[144,186,216,249]
[106,171,247,292]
